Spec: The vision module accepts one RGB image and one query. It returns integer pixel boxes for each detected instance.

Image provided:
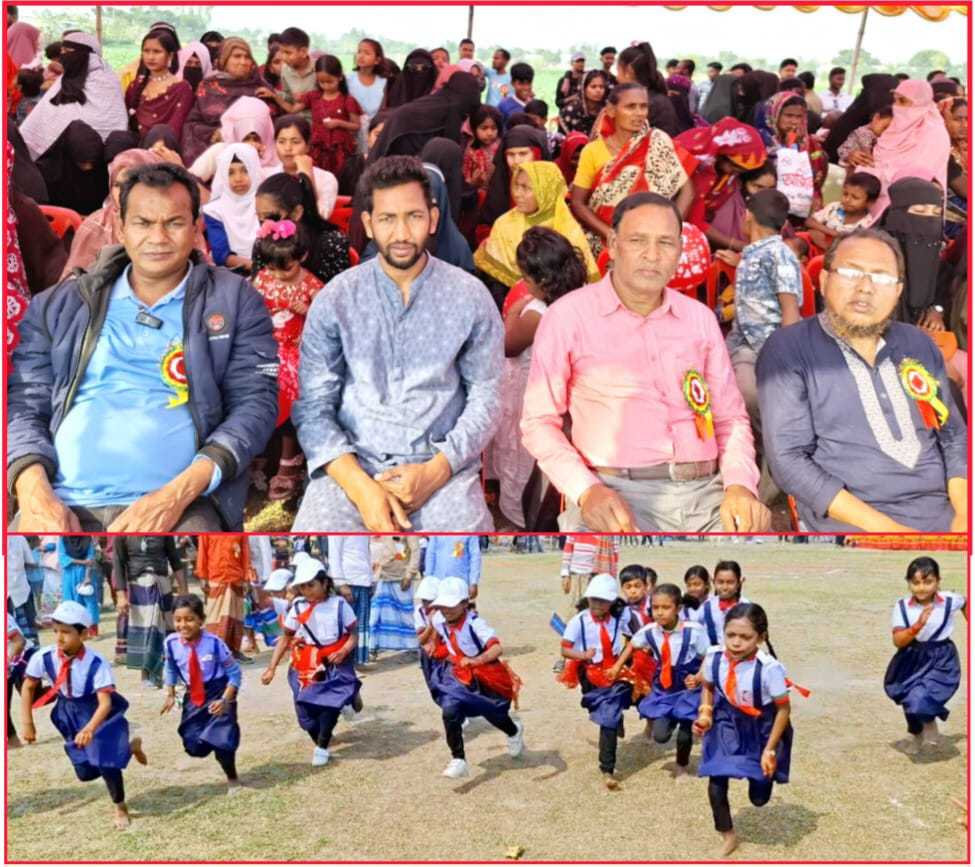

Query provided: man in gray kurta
[293,156,503,532]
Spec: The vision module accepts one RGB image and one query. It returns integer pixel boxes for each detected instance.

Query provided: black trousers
[651,717,693,766]
[306,708,341,749]
[707,776,774,832]
[443,706,518,759]
[102,769,126,805]
[905,712,935,734]
[598,725,620,774]
[213,749,238,780]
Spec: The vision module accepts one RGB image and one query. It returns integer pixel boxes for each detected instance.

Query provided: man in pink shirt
[521,192,770,533]
[7,7,41,68]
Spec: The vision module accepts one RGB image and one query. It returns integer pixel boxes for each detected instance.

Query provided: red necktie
[660,632,673,689]
[596,618,615,665]
[33,652,74,708]
[724,655,761,718]
[188,642,206,707]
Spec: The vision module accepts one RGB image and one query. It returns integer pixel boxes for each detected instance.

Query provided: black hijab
[7,126,48,203]
[482,124,550,224]
[420,137,463,224]
[824,73,898,163]
[735,71,778,126]
[368,71,481,164]
[51,41,93,106]
[701,73,736,123]
[36,120,109,216]
[384,49,437,109]
[104,130,139,164]
[879,178,944,320]
[63,536,91,559]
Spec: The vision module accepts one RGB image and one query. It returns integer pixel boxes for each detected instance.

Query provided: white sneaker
[507,719,525,758]
[442,758,470,778]
[311,747,330,766]
[341,705,356,721]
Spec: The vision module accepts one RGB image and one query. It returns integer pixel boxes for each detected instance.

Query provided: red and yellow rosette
[898,358,948,430]
[683,369,714,440]
[161,343,189,408]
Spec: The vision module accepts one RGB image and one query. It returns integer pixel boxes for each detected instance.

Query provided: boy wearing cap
[556,52,586,108]
[429,577,524,779]
[20,601,148,829]
[260,558,362,767]
[414,576,447,699]
[558,574,640,790]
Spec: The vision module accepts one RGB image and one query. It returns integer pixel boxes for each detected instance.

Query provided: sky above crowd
[205,4,968,65]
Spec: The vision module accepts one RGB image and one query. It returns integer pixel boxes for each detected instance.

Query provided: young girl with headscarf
[202,144,262,271]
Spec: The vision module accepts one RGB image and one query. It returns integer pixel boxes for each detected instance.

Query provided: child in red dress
[300,55,362,180]
[251,219,324,500]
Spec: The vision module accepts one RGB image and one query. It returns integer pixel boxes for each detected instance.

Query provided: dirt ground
[6,541,968,861]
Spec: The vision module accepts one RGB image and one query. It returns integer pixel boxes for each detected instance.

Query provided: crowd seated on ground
[4,10,969,535]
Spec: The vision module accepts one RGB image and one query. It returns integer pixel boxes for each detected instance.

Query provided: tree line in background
[30,4,967,83]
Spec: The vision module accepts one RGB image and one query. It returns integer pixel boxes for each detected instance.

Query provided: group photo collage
[1,0,970,863]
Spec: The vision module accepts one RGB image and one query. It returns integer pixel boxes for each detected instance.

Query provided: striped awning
[663,5,967,22]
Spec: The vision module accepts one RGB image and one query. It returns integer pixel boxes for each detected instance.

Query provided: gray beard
[826,306,893,341]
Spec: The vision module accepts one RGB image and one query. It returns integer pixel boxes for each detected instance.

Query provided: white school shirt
[7,614,34,661]
[431,611,497,658]
[327,535,373,588]
[562,610,632,664]
[631,621,710,661]
[271,597,290,618]
[891,591,967,642]
[7,535,34,607]
[414,603,434,632]
[692,595,751,644]
[25,645,114,697]
[702,647,789,708]
[284,595,356,645]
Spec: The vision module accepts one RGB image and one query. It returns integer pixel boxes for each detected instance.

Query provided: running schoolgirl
[20,601,147,830]
[680,565,710,622]
[160,595,242,791]
[260,558,362,767]
[885,556,967,753]
[693,561,749,644]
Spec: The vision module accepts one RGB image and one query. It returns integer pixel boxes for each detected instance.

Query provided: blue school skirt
[428,665,511,719]
[884,639,960,721]
[578,666,633,729]
[698,699,792,784]
[637,658,703,723]
[178,675,240,757]
[420,652,449,702]
[287,661,361,735]
[50,691,132,782]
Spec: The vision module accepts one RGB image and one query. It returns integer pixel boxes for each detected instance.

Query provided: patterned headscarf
[676,117,766,171]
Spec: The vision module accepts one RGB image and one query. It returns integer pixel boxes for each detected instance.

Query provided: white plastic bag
[776,147,814,218]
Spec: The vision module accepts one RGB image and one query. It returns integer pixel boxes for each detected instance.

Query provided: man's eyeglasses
[829,266,900,288]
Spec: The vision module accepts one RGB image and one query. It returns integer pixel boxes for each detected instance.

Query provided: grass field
[6,541,968,861]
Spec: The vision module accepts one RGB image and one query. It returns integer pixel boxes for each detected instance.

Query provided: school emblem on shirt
[206,313,226,333]
[682,369,714,440]
[160,342,189,408]
[898,358,948,430]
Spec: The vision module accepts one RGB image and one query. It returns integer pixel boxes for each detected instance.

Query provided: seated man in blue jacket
[7,163,279,532]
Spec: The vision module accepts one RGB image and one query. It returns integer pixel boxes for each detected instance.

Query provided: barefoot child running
[429,577,525,779]
[20,601,148,830]
[885,556,966,754]
[558,574,647,790]
[694,603,794,857]
[261,558,362,767]
[160,595,242,792]
[614,584,709,777]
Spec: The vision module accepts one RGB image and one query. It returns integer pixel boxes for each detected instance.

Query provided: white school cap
[432,576,469,609]
[264,568,293,592]
[416,576,442,603]
[291,551,311,565]
[51,600,93,629]
[292,557,327,587]
[584,573,620,602]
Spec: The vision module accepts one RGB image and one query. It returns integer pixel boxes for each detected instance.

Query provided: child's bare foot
[227,779,243,795]
[719,830,739,857]
[8,735,22,749]
[130,737,148,765]
[904,734,923,755]
[922,721,940,746]
[644,720,653,740]
[603,772,621,791]
[114,805,131,830]
[673,764,690,780]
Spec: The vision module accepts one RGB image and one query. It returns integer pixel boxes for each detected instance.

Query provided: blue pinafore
[41,651,132,782]
[428,619,512,719]
[637,628,703,723]
[884,597,961,722]
[698,653,793,784]
[575,615,633,729]
[173,634,241,757]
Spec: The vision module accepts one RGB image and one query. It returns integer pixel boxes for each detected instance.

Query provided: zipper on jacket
[182,278,204,449]
[57,292,99,430]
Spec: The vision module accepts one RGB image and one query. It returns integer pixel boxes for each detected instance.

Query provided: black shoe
[233,651,255,664]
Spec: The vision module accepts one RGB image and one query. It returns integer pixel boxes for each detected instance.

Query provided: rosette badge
[682,369,714,440]
[898,358,949,430]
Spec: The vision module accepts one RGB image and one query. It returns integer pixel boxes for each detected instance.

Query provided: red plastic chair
[799,268,816,318]
[793,230,825,258]
[39,205,82,238]
[331,195,353,234]
[705,258,736,312]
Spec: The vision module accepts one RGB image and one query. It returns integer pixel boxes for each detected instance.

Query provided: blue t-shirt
[485,69,512,107]
[53,265,218,507]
